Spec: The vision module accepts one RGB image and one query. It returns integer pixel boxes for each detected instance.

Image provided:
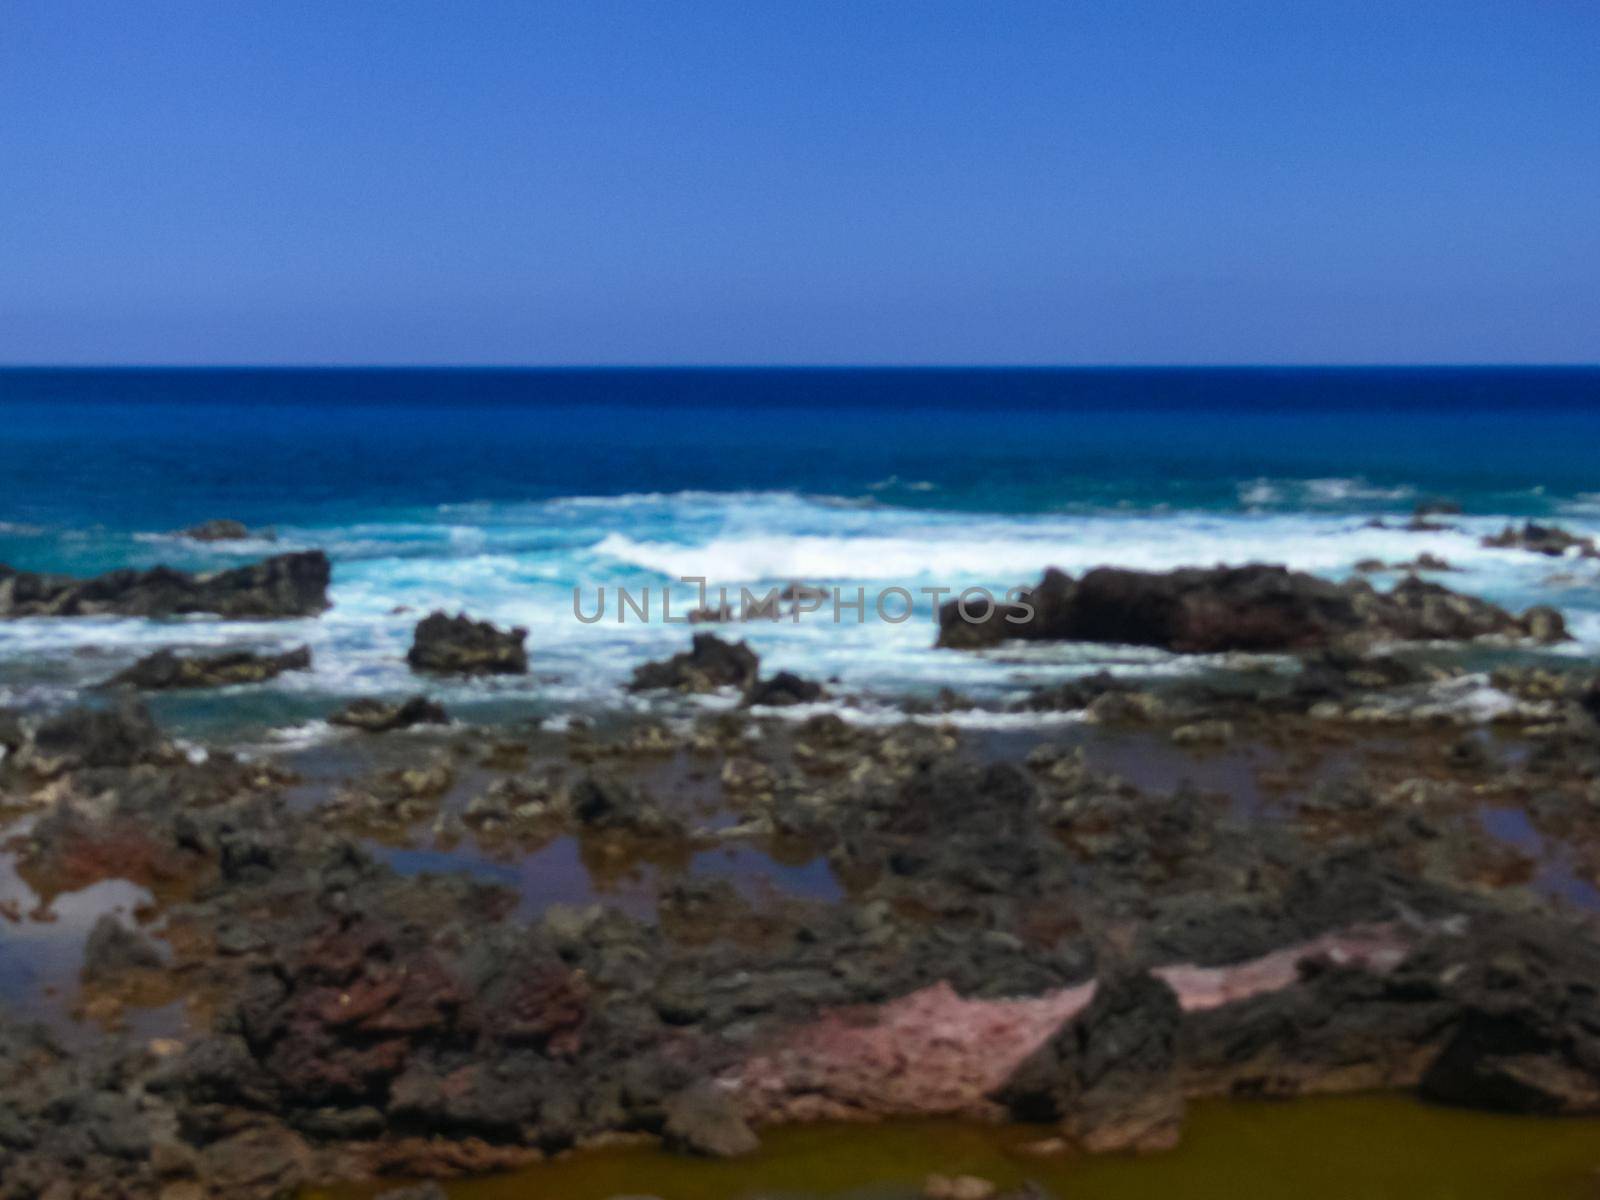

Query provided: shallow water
[311,1094,1600,1200]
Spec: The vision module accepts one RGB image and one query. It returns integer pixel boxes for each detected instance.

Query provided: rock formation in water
[0,551,331,619]
[101,646,312,690]
[937,564,1567,652]
[406,611,528,675]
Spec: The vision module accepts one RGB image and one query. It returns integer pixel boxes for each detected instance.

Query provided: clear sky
[2,1,1597,365]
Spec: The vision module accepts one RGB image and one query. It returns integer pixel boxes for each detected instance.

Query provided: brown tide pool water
[311,1094,1600,1200]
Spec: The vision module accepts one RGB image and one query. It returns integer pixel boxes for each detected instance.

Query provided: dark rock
[407,611,528,675]
[328,695,449,733]
[569,774,683,838]
[179,518,253,542]
[101,645,312,691]
[1416,919,1600,1114]
[82,915,164,981]
[629,633,759,693]
[1404,502,1458,532]
[1482,522,1598,558]
[744,670,826,707]
[27,700,169,771]
[661,1083,759,1157]
[997,971,1184,1153]
[1415,499,1463,518]
[938,564,1567,652]
[0,551,331,618]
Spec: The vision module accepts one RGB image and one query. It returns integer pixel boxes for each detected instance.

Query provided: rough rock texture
[8,700,172,775]
[999,972,1185,1152]
[0,551,331,619]
[938,564,1567,652]
[102,645,312,691]
[329,695,450,734]
[662,1083,759,1157]
[81,914,164,981]
[629,633,759,693]
[10,691,1600,1195]
[744,671,826,707]
[1481,522,1598,557]
[407,611,528,675]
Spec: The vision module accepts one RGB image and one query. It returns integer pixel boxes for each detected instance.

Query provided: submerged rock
[938,564,1567,653]
[743,670,826,707]
[1481,522,1598,558]
[329,695,450,733]
[0,551,331,619]
[629,633,759,693]
[101,645,312,690]
[178,518,255,542]
[407,611,528,675]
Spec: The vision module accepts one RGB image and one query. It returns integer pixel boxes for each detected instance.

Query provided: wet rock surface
[329,695,451,734]
[0,551,331,619]
[101,645,313,691]
[939,564,1567,652]
[629,633,760,694]
[1481,521,1598,557]
[178,519,257,542]
[407,611,529,675]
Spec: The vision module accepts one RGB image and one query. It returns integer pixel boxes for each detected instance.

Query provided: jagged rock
[744,670,826,707]
[997,971,1184,1153]
[569,773,683,837]
[628,633,759,693]
[407,611,528,675]
[101,646,312,690]
[82,914,163,981]
[22,701,170,772]
[1482,522,1598,557]
[1416,920,1600,1114]
[0,551,330,618]
[662,1083,759,1157]
[329,695,449,734]
[938,565,1567,652]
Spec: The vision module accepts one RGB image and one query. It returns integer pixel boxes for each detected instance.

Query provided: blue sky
[1,1,1596,365]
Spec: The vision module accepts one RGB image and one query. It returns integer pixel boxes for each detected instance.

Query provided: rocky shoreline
[4,555,1600,1198]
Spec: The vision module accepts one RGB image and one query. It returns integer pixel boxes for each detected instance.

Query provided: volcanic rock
[744,670,826,707]
[179,518,253,542]
[629,633,759,693]
[938,564,1567,652]
[329,695,450,733]
[997,970,1185,1153]
[102,646,312,690]
[0,551,330,618]
[407,611,528,675]
[1481,522,1598,557]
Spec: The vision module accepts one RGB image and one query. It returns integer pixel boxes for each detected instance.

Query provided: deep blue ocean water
[3,367,1599,740]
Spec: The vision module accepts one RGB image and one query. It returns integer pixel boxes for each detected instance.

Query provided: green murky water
[315,1094,1600,1200]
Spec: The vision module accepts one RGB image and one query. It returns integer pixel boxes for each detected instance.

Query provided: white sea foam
[7,486,1600,734]
[590,515,1522,586]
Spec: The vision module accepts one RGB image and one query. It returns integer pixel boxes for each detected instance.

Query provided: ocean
[4,366,1599,742]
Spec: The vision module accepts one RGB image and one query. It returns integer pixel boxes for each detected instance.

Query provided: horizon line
[3,362,1600,372]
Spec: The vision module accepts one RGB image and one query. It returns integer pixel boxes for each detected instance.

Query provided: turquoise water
[3,367,1599,740]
